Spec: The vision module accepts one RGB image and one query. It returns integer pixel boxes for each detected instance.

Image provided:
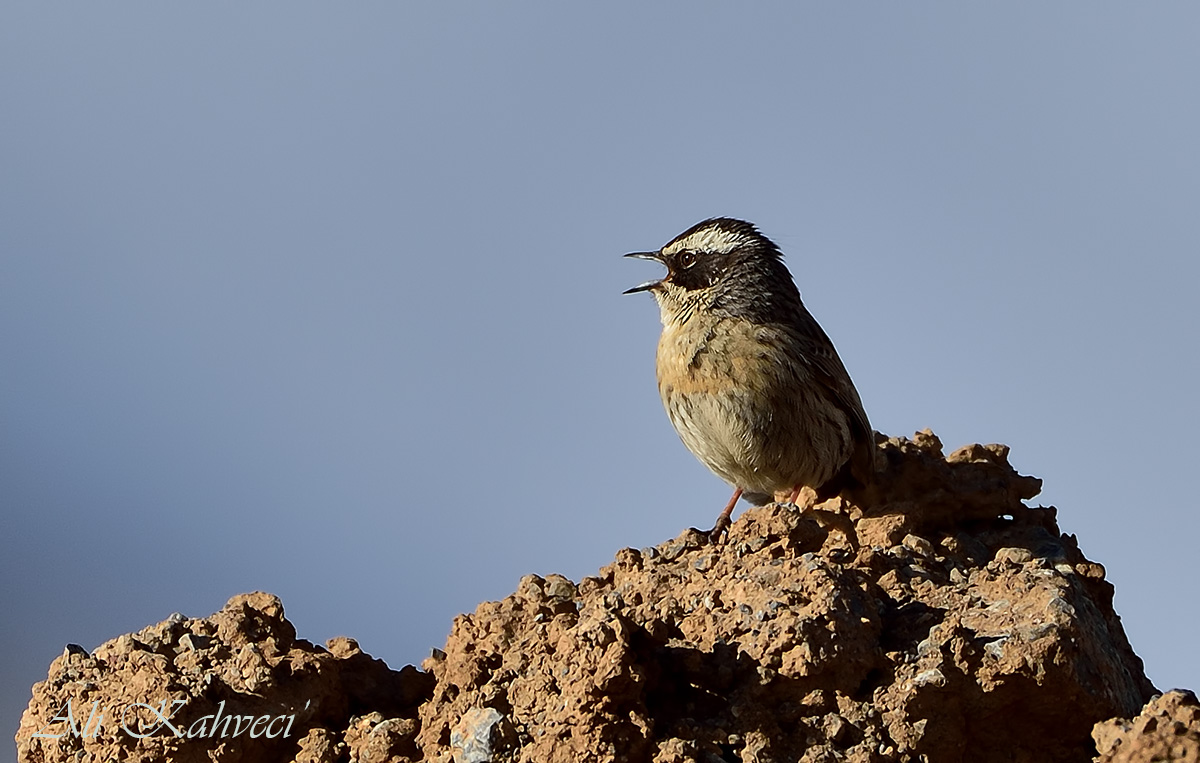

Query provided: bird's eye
[678,251,697,268]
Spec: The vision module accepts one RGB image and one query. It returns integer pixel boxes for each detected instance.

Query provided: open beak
[623,251,665,294]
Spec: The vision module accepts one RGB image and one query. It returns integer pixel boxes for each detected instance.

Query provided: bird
[624,217,875,540]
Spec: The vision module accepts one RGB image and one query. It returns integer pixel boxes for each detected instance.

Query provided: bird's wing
[786,309,876,482]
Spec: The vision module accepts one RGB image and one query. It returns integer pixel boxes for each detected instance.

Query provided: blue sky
[3,4,1198,737]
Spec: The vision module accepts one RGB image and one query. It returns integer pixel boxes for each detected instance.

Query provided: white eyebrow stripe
[663,226,750,256]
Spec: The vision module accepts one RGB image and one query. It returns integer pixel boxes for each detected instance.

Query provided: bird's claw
[706,514,732,544]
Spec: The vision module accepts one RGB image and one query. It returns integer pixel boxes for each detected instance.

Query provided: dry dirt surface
[16,431,1195,762]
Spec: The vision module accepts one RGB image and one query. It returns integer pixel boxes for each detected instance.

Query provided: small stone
[543,575,577,601]
[824,713,852,743]
[451,707,507,763]
[1023,623,1056,640]
[614,548,643,570]
[179,633,211,652]
[516,574,547,601]
[744,534,770,552]
[1047,596,1077,619]
[916,636,939,658]
[984,637,1009,659]
[912,428,944,453]
[902,534,934,558]
[661,542,687,562]
[995,547,1033,565]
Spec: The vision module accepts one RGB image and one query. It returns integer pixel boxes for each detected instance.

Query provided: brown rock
[16,431,1175,762]
[15,592,431,763]
[1093,690,1200,763]
[412,431,1154,763]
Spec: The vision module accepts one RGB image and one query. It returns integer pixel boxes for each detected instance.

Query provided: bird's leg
[707,487,743,543]
[786,485,803,506]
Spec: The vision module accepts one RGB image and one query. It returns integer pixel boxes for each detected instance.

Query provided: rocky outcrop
[14,592,431,763]
[16,431,1192,762]
[1093,690,1200,763]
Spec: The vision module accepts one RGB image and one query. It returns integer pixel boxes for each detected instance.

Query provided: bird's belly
[656,319,852,496]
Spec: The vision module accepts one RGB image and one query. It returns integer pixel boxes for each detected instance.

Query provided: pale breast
[655,315,854,496]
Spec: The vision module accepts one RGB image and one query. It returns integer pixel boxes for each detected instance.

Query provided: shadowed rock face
[16,431,1191,763]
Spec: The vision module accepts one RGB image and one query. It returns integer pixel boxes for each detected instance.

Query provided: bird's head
[624,217,795,325]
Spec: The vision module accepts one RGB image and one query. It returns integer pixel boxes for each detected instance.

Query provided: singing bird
[625,218,875,538]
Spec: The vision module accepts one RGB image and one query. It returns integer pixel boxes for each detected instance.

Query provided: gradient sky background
[3,4,1198,741]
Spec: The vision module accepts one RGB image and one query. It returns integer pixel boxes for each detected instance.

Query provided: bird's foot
[693,488,742,544]
[705,513,732,544]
